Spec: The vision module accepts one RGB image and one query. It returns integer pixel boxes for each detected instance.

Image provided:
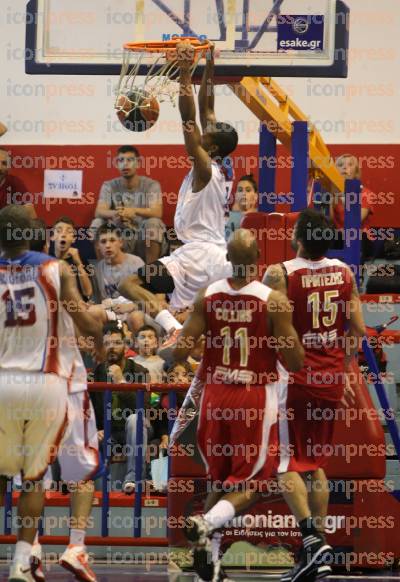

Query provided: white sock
[211,532,222,562]
[204,500,235,530]
[13,540,32,568]
[155,309,183,334]
[70,528,85,547]
[33,532,39,546]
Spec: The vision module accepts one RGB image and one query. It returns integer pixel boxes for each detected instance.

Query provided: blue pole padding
[343,179,361,286]
[362,338,400,463]
[291,121,308,212]
[101,389,112,537]
[133,389,145,538]
[4,479,12,535]
[258,123,276,213]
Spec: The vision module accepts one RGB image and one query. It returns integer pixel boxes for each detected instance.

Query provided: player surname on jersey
[301,272,344,288]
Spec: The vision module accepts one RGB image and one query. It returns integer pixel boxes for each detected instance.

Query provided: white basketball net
[115,48,203,112]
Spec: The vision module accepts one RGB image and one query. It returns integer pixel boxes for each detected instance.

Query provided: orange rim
[123,37,210,53]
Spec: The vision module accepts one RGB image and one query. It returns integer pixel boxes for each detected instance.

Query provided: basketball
[115,89,160,132]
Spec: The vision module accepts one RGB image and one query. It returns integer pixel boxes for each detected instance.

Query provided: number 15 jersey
[0,251,77,378]
[283,256,353,395]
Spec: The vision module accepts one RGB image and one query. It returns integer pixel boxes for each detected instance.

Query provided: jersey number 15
[2,287,37,327]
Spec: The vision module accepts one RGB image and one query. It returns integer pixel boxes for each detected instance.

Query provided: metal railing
[1,382,189,547]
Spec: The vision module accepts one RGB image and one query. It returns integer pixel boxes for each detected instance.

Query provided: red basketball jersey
[283,256,353,395]
[202,279,279,386]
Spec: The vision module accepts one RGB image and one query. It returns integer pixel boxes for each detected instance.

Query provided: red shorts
[197,382,279,487]
[277,382,341,474]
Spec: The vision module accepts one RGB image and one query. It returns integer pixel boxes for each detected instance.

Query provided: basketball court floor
[0,565,400,581]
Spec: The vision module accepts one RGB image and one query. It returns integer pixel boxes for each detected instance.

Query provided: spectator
[133,325,165,383]
[89,223,145,329]
[92,145,166,262]
[165,360,194,386]
[91,323,150,494]
[51,216,93,300]
[330,154,374,259]
[330,154,373,228]
[153,361,194,462]
[225,174,258,240]
[0,149,36,217]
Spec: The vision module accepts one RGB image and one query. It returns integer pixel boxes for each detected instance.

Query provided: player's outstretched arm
[199,43,217,132]
[262,263,287,294]
[59,261,102,342]
[177,41,212,189]
[173,289,207,361]
[268,290,304,372]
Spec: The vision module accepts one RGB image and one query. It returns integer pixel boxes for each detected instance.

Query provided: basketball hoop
[115,37,209,129]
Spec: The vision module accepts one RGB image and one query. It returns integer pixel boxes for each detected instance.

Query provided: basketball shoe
[280,537,333,582]
[185,515,215,581]
[9,562,35,581]
[59,544,97,582]
[30,543,44,582]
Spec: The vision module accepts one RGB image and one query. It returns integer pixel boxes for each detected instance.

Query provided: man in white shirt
[119,43,238,351]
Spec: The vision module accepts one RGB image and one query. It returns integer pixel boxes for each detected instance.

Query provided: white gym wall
[1,0,398,145]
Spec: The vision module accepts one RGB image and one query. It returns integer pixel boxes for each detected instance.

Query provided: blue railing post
[343,179,361,287]
[259,122,277,213]
[4,479,12,535]
[133,389,145,538]
[101,389,112,537]
[362,339,400,463]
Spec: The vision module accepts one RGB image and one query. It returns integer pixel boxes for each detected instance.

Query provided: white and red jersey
[283,256,353,394]
[0,251,80,380]
[202,279,279,385]
[174,162,227,246]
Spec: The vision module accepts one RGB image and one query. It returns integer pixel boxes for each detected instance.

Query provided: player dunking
[119,42,238,349]
[0,206,102,582]
[263,209,366,581]
[172,229,305,582]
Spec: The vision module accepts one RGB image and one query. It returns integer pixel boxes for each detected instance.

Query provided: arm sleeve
[98,181,112,207]
[146,179,162,208]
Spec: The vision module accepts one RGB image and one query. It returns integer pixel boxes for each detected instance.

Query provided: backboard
[26,0,349,77]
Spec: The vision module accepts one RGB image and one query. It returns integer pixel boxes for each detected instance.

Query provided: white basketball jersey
[0,251,78,379]
[174,162,227,245]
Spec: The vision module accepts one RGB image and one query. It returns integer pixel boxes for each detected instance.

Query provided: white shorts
[0,371,68,481]
[57,391,100,483]
[160,242,232,309]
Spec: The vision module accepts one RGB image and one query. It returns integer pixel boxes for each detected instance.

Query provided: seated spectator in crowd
[0,148,36,217]
[330,153,374,259]
[154,361,194,457]
[89,223,145,330]
[133,325,165,383]
[225,174,258,240]
[90,323,150,494]
[51,215,93,300]
[92,145,166,262]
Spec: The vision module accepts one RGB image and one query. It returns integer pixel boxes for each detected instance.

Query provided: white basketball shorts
[0,371,68,481]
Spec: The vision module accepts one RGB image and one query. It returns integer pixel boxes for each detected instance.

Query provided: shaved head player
[172,229,305,582]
